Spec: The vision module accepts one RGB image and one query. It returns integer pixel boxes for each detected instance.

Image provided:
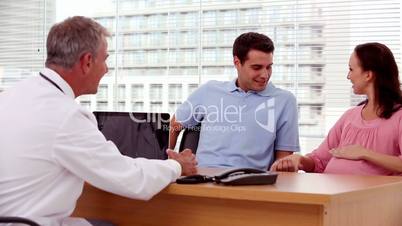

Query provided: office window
[131,84,144,100]
[158,14,168,29]
[202,48,217,64]
[169,67,183,76]
[132,101,144,111]
[128,16,143,30]
[202,66,223,76]
[147,14,158,29]
[96,101,108,111]
[188,84,198,94]
[0,0,400,155]
[132,0,147,10]
[117,101,125,111]
[149,84,163,100]
[182,31,196,46]
[186,67,198,76]
[146,68,166,76]
[240,8,260,25]
[183,12,197,28]
[220,10,237,26]
[203,30,217,46]
[120,0,135,10]
[80,101,91,110]
[97,17,115,33]
[168,84,182,100]
[97,85,108,101]
[221,29,237,44]
[203,10,217,27]
[168,101,182,113]
[117,84,126,100]
[169,31,180,47]
[223,66,236,76]
[149,32,166,46]
[150,101,162,112]
[169,12,183,28]
[183,50,197,64]
[221,48,232,63]
[147,50,159,65]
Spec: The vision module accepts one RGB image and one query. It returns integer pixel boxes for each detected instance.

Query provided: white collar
[40,68,76,99]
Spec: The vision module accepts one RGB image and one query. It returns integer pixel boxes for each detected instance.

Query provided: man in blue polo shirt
[169,32,300,170]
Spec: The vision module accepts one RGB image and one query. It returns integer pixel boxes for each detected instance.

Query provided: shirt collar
[226,78,276,97]
[227,79,239,92]
[40,68,75,99]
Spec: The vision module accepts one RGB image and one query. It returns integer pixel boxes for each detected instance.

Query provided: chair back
[0,216,40,226]
[179,124,201,154]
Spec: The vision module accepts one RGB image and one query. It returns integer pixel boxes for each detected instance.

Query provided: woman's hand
[270,154,303,172]
[330,144,370,160]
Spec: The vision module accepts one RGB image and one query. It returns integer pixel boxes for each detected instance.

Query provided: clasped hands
[166,148,197,176]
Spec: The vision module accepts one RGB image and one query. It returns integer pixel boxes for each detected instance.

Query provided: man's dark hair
[232,32,274,64]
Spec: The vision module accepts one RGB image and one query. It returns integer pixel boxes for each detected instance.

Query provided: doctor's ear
[80,52,93,74]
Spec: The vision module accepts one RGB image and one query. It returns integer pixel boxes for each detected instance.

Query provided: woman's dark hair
[232,32,274,64]
[355,42,402,119]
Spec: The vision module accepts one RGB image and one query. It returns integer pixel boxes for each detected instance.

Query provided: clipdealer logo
[169,98,276,133]
[254,98,275,133]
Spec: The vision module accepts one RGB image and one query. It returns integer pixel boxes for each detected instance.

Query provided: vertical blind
[0,0,54,91]
[0,0,400,153]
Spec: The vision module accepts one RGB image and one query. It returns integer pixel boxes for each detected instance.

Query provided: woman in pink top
[271,42,402,175]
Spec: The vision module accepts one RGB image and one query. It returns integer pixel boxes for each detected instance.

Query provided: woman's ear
[366,70,374,82]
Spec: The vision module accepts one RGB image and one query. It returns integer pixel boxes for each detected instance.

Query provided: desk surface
[74,168,402,226]
[165,168,402,204]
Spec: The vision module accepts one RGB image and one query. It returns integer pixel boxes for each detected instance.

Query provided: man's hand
[270,154,302,172]
[167,149,197,176]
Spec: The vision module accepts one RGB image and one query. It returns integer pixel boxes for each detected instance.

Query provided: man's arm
[273,94,300,162]
[169,115,183,150]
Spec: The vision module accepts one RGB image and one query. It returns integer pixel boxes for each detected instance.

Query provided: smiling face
[347,51,370,95]
[234,49,273,92]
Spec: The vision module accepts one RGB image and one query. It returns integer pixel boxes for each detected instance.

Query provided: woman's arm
[330,145,402,173]
[270,154,316,172]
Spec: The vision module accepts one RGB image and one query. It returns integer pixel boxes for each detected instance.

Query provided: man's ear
[233,56,241,69]
[80,52,93,74]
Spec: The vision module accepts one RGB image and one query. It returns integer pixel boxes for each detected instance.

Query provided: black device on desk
[176,168,278,186]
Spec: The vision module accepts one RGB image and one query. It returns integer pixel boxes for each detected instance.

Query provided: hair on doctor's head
[45,16,110,69]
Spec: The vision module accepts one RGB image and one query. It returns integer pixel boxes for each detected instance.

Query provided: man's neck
[46,65,80,98]
[235,79,249,92]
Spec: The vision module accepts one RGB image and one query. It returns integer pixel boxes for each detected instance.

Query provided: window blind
[0,0,400,153]
[0,0,55,91]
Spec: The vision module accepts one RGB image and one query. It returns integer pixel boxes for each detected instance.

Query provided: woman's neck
[361,100,379,120]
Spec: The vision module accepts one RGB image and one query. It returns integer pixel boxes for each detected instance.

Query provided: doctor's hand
[270,154,303,172]
[167,149,197,176]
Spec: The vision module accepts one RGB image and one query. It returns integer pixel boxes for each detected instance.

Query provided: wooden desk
[73,168,402,226]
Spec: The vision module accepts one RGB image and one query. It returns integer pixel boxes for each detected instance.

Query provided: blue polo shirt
[175,79,300,170]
